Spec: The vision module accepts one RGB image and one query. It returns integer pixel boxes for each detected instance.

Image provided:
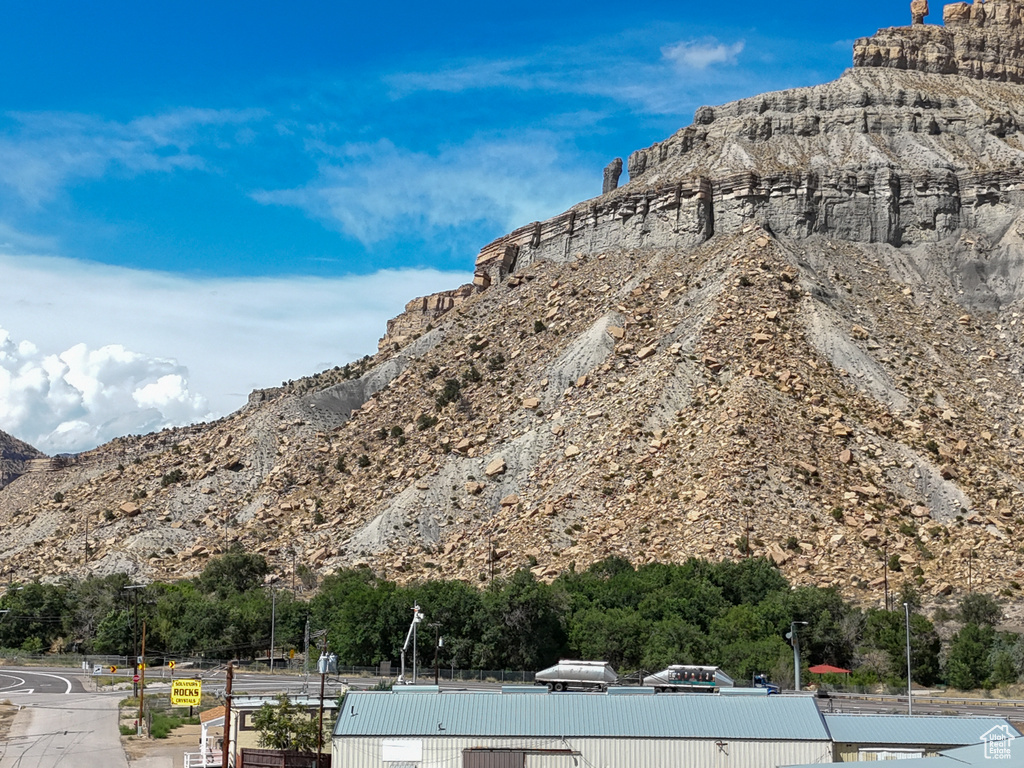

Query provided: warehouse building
[332,686,834,768]
[822,713,1020,762]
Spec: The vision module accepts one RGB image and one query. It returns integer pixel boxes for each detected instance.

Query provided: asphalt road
[0,668,83,695]
[0,692,127,768]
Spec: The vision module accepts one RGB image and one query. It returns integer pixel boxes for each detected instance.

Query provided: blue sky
[0,0,911,452]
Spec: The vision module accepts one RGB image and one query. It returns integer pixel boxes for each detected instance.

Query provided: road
[0,692,127,768]
[0,668,82,695]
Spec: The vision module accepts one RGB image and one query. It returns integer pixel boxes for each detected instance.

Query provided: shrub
[161,469,185,487]
[52,492,64,503]
[435,379,462,410]
[416,413,438,431]
[533,320,547,333]
[356,455,370,468]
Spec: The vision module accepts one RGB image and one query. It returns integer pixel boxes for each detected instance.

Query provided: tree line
[0,550,1017,690]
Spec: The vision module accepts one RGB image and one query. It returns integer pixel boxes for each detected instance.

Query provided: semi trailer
[642,665,734,693]
[535,660,618,692]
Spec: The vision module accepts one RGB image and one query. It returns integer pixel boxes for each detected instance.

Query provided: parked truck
[535,660,618,692]
[643,665,734,693]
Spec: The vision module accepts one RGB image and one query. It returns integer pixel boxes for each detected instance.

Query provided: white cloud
[0,108,265,206]
[0,253,470,454]
[662,39,746,70]
[384,32,755,117]
[0,330,211,454]
[253,135,594,246]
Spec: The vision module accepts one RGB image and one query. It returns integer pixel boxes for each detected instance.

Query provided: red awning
[808,664,850,674]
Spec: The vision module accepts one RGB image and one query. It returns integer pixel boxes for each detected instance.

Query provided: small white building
[332,686,834,768]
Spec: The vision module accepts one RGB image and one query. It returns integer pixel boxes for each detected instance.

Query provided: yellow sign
[289,649,295,659]
[109,665,117,674]
[170,679,202,706]
[168,661,176,670]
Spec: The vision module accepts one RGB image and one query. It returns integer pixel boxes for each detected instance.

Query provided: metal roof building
[332,687,833,768]
[823,713,1021,762]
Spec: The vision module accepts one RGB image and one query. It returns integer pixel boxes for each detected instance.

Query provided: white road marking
[0,675,27,691]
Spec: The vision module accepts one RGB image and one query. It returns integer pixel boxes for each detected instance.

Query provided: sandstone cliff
[2,2,1024,603]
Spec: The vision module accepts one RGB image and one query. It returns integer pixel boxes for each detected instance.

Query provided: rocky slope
[2,0,1024,602]
[0,431,45,491]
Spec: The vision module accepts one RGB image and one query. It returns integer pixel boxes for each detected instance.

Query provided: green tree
[863,609,940,686]
[252,694,324,752]
[640,618,715,671]
[568,607,647,670]
[990,651,1018,687]
[958,593,1003,627]
[196,548,269,599]
[945,623,994,690]
[475,569,567,670]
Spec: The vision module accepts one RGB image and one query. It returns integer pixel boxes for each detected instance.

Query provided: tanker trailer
[642,664,734,693]
[535,660,618,692]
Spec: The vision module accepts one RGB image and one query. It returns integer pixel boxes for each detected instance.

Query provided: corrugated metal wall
[333,735,833,768]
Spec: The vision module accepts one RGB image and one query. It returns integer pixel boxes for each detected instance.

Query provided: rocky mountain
[3,0,1024,602]
[0,431,45,492]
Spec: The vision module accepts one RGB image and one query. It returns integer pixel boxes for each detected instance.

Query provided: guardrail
[826,691,1024,709]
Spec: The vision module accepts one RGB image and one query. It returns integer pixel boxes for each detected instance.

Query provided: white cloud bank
[0,329,211,454]
[0,254,469,454]
[253,134,593,247]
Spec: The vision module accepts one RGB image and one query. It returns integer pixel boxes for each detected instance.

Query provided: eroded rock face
[603,158,623,195]
[0,431,45,491]
[378,284,478,351]
[472,10,1024,287]
[912,0,931,25]
[855,0,1024,83]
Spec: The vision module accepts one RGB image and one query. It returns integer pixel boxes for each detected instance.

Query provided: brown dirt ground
[0,701,17,740]
[122,723,205,767]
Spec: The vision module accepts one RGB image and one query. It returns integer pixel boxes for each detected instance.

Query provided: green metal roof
[785,730,1023,768]
[823,713,1020,747]
[334,690,830,741]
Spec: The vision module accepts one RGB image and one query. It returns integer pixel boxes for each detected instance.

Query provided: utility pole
[904,602,913,716]
[221,663,234,768]
[968,549,973,593]
[883,542,890,611]
[125,584,145,698]
[304,616,311,680]
[744,508,750,558]
[429,623,442,685]
[138,622,147,736]
[788,621,808,692]
[317,637,335,762]
[270,585,276,674]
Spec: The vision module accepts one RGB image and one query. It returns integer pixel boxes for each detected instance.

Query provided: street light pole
[270,585,276,674]
[904,602,913,716]
[788,621,808,692]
